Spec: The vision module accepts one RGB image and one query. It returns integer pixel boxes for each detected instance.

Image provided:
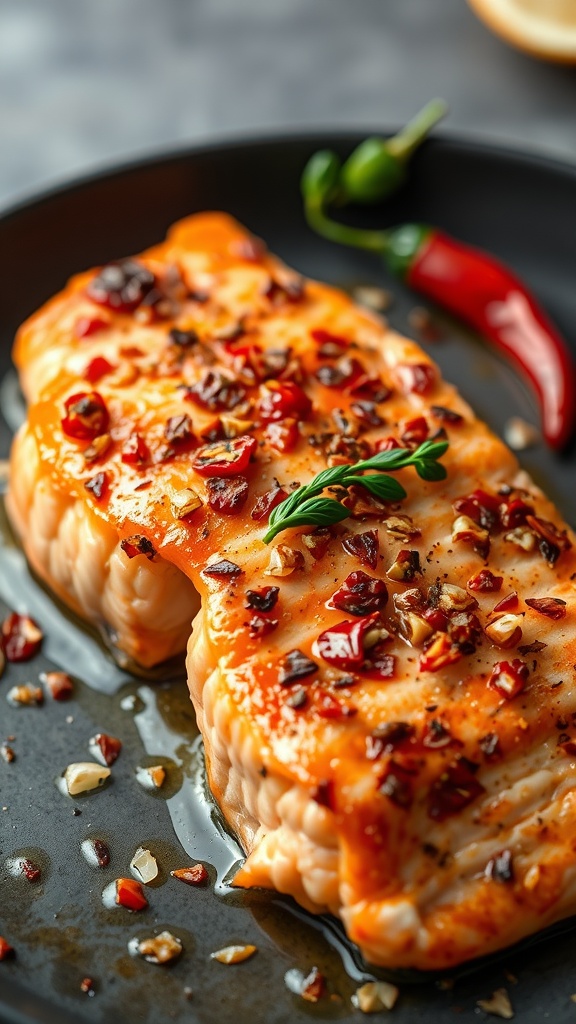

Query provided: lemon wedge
[467,0,576,63]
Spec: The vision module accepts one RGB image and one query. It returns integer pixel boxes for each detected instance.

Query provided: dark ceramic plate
[0,134,575,1024]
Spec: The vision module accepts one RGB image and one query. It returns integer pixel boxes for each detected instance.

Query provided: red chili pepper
[258,380,312,423]
[192,435,257,477]
[384,225,575,451]
[61,391,109,440]
[317,613,380,671]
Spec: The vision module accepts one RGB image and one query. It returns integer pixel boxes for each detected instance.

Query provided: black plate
[1,133,576,1024]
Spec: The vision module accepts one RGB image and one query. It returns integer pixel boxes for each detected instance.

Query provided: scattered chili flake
[492,592,519,614]
[84,472,108,501]
[468,569,503,593]
[401,416,429,446]
[366,722,415,760]
[121,536,156,561]
[193,435,257,477]
[488,659,529,700]
[479,732,502,759]
[81,838,111,869]
[420,633,461,673]
[245,586,279,612]
[265,418,299,453]
[317,613,380,671]
[342,529,379,571]
[349,399,383,428]
[259,380,312,423]
[396,362,436,395]
[169,327,198,348]
[83,433,112,463]
[0,744,15,763]
[87,260,155,313]
[114,878,148,912]
[186,370,246,412]
[61,392,109,440]
[423,719,453,749]
[310,327,349,352]
[330,571,388,616]
[279,649,318,685]
[302,527,331,560]
[379,762,414,808]
[0,938,14,961]
[171,864,209,886]
[525,597,567,619]
[83,356,116,385]
[250,486,288,521]
[75,315,109,338]
[387,549,422,583]
[202,560,243,580]
[80,977,95,995]
[121,432,150,465]
[1,613,43,662]
[89,733,122,767]
[526,514,572,565]
[428,757,485,821]
[518,640,547,655]
[430,405,464,425]
[485,849,514,883]
[247,615,279,638]
[314,690,357,720]
[206,475,249,514]
[164,413,195,446]
[20,858,41,882]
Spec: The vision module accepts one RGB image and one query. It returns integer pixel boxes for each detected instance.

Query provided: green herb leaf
[345,474,407,502]
[263,497,349,544]
[414,460,447,482]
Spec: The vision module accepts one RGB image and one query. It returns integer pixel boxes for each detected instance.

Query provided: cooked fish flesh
[8,212,576,969]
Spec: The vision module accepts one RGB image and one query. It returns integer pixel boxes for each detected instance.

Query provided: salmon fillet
[8,213,576,970]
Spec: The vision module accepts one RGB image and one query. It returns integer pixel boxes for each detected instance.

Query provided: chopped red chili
[379,762,414,808]
[518,640,547,655]
[428,757,484,821]
[75,315,109,338]
[401,416,429,447]
[1,613,43,662]
[314,690,357,720]
[265,418,299,453]
[0,938,14,961]
[258,381,312,423]
[468,569,503,593]
[171,864,209,886]
[115,877,148,911]
[479,732,502,759]
[87,260,155,313]
[302,527,332,560]
[526,514,572,565]
[341,529,379,570]
[420,633,462,673]
[279,649,319,685]
[247,614,279,638]
[430,405,464,425]
[396,363,436,395]
[488,658,529,700]
[366,722,415,760]
[492,592,519,614]
[330,571,388,616]
[206,475,249,514]
[120,536,157,561]
[169,327,199,348]
[317,613,380,671]
[202,559,243,580]
[91,733,122,766]
[41,670,74,701]
[525,597,567,619]
[164,413,195,447]
[423,719,454,749]
[245,587,279,612]
[121,432,150,465]
[500,497,534,529]
[193,435,257,477]
[186,370,246,412]
[62,391,109,440]
[250,486,288,521]
[84,356,116,384]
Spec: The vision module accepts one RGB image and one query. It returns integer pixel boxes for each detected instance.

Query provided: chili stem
[386,98,448,162]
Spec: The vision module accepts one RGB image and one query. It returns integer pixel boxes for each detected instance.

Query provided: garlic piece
[485,614,524,649]
[130,847,158,884]
[168,486,203,520]
[210,944,257,964]
[220,414,254,438]
[7,684,43,706]
[352,981,399,1013]
[63,762,111,796]
[134,930,183,965]
[265,544,304,577]
[504,416,539,451]
[476,988,514,1019]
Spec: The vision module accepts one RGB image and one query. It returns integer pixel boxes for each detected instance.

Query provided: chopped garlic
[130,847,158,884]
[265,544,304,577]
[352,981,399,1013]
[135,930,182,964]
[168,485,203,520]
[477,988,514,1019]
[210,944,257,964]
[504,417,539,451]
[63,762,111,796]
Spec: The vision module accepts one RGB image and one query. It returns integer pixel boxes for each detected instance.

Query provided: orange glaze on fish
[8,213,576,970]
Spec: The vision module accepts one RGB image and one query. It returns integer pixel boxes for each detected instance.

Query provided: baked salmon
[8,213,576,970]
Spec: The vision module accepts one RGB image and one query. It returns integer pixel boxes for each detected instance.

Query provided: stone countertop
[1,0,575,209]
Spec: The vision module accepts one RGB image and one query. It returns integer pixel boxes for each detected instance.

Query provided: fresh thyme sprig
[262,440,448,544]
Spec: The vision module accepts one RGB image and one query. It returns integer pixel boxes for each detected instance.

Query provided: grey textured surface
[1,0,576,209]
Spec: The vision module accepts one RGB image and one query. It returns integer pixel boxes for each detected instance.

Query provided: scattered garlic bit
[135,764,166,790]
[352,980,399,1013]
[210,944,257,964]
[7,684,43,707]
[477,988,514,1019]
[504,417,539,451]
[84,433,112,463]
[130,847,158,884]
[485,614,524,649]
[265,544,304,577]
[352,284,392,312]
[168,485,203,520]
[220,414,255,438]
[136,930,182,965]
[63,762,111,796]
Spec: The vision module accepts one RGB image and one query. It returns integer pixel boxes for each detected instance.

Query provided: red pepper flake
[330,571,388,616]
[488,659,529,700]
[302,527,332,560]
[492,592,519,614]
[169,327,199,348]
[379,762,415,808]
[525,597,567,619]
[401,416,429,447]
[310,327,348,352]
[83,356,116,384]
[300,967,326,1003]
[259,381,312,423]
[62,391,109,440]
[454,489,501,531]
[115,877,148,911]
[396,363,436,395]
[428,757,485,821]
[526,515,572,565]
[500,497,534,529]
[80,977,95,995]
[186,370,246,412]
[430,405,464,425]
[310,779,334,809]
[286,687,308,710]
[75,315,110,339]
[164,413,195,446]
[41,670,74,701]
[206,475,249,515]
[420,633,462,673]
[171,864,209,886]
[313,690,357,720]
[364,645,396,680]
[247,615,279,638]
[120,536,157,561]
[193,435,257,477]
[250,486,288,521]
[21,858,41,882]
[263,273,304,305]
[342,529,379,571]
[0,937,14,961]
[349,400,384,428]
[468,569,503,593]
[265,418,300,453]
[423,719,454,749]
[479,732,502,759]
[351,376,391,403]
[279,649,318,685]
[84,472,108,501]
[121,432,150,465]
[1,613,43,662]
[245,587,279,612]
[202,560,244,580]
[317,613,380,671]
[485,849,514,883]
[518,640,547,655]
[91,732,122,766]
[366,722,415,760]
[87,260,155,313]
[92,840,111,868]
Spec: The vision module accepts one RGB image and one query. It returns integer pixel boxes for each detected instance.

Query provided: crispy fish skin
[8,212,576,969]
